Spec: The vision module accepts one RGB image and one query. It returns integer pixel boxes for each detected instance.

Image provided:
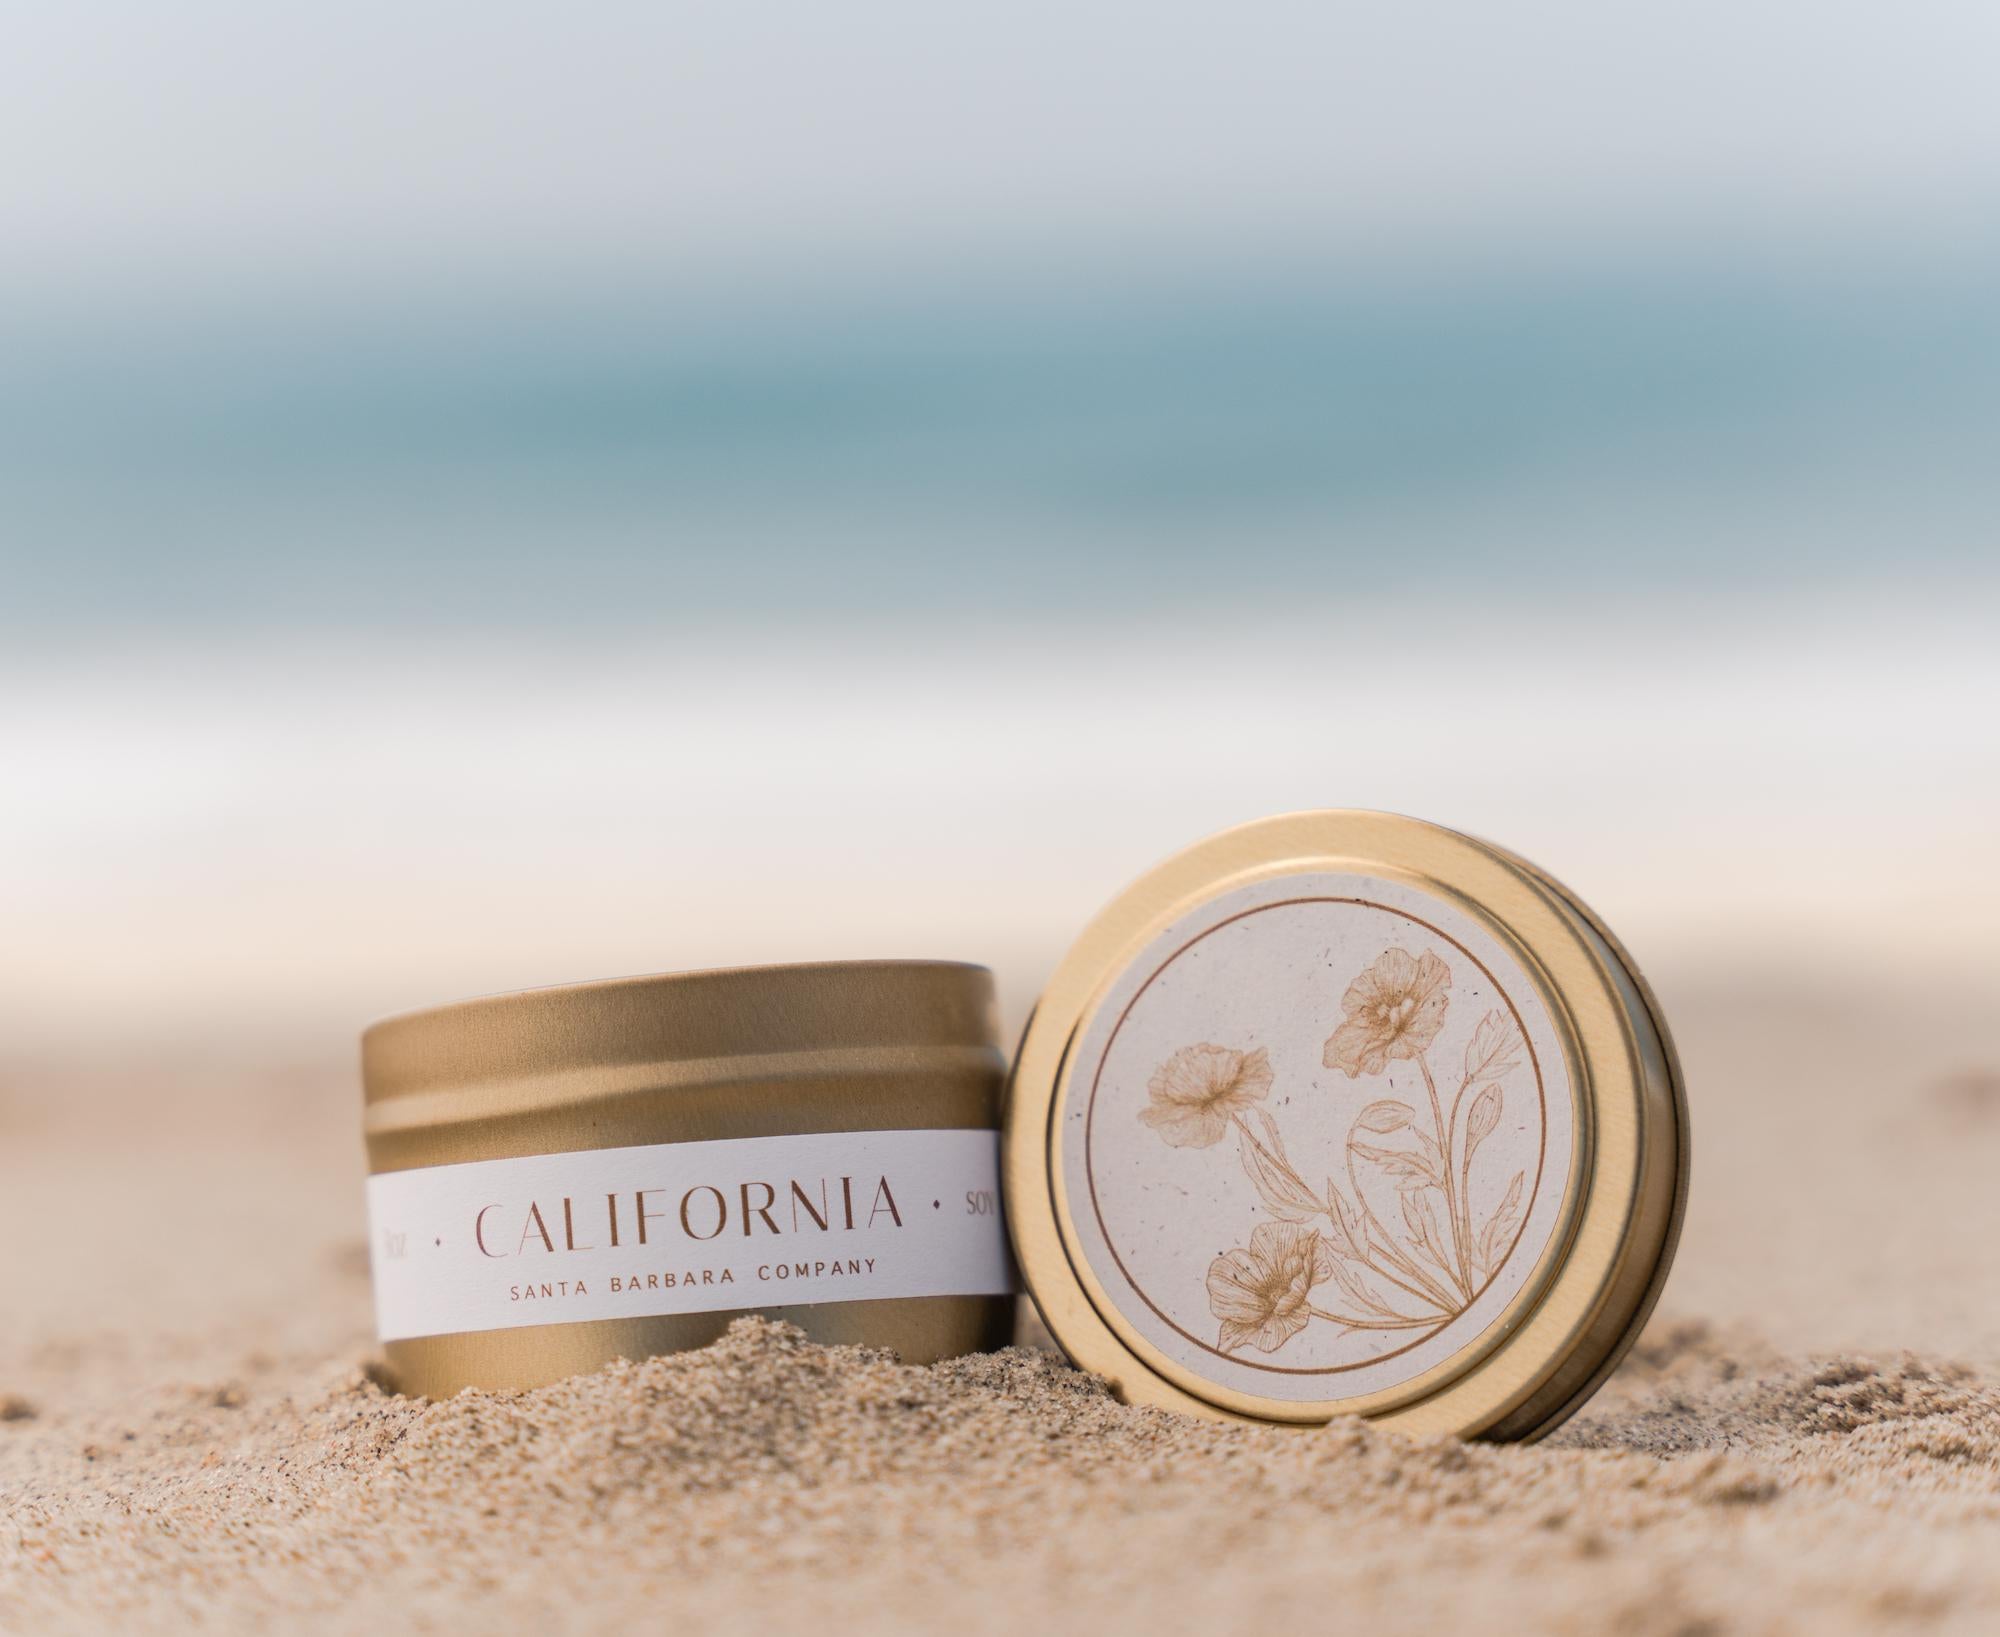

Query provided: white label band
[366,1127,1015,1343]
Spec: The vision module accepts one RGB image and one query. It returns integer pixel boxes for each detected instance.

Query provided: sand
[6,969,2000,1634]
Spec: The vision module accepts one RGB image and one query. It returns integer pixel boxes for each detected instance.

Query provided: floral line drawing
[1138,947,1531,1356]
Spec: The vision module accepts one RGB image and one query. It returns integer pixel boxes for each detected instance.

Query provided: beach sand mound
[8,1316,2000,1634]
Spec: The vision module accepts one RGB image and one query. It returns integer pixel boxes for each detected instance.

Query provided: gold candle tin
[363,961,1016,1398]
[1004,811,1687,1441]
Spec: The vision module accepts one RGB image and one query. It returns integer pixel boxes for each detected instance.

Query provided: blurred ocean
[5,246,1998,1053]
[7,248,2000,630]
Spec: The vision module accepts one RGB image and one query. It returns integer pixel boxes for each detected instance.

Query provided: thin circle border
[1075,893,1552,1379]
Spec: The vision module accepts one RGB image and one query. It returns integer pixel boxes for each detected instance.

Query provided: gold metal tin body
[1004,812,1687,1442]
[363,961,1014,1397]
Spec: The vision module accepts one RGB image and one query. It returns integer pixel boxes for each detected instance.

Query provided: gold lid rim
[363,959,1001,1110]
[362,957,1007,1174]
[362,958,997,1045]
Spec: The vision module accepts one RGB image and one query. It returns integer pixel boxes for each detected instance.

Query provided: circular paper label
[1055,871,1576,1406]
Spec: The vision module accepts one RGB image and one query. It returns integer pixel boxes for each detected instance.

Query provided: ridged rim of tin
[1473,844,1691,1440]
[363,959,1000,1107]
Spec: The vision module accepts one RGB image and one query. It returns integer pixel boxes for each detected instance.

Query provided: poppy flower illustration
[1138,1043,1274,1149]
[1145,946,1534,1361]
[1206,1221,1334,1353]
[1322,948,1451,1078]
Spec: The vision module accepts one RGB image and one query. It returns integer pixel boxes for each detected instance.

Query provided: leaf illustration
[1245,1105,1289,1158]
[1465,1083,1503,1155]
[1324,1256,1395,1319]
[1399,1192,1457,1284]
[1353,1099,1414,1134]
[1324,1182,1366,1259]
[1476,1171,1526,1275]
[1399,1191,1428,1242]
[1351,1142,1445,1193]
[1462,1010,1522,1088]
[1237,1113,1323,1222]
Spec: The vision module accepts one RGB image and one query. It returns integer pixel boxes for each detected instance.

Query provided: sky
[6,1,2000,301]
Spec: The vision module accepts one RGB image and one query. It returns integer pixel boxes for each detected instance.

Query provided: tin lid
[1003,812,1687,1441]
[363,960,1004,1173]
